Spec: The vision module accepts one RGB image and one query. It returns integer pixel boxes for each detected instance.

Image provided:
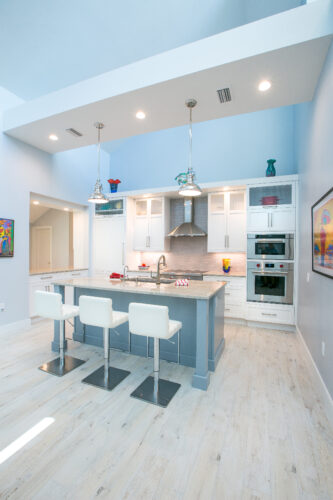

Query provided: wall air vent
[66,128,83,137]
[217,88,231,103]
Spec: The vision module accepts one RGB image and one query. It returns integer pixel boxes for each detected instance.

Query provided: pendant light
[88,122,108,204]
[179,99,202,197]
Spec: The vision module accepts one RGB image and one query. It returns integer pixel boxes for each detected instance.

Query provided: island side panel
[192,299,210,390]
[52,284,67,352]
[71,287,197,367]
[208,287,225,371]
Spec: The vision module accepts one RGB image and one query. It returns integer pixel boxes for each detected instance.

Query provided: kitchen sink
[123,277,175,284]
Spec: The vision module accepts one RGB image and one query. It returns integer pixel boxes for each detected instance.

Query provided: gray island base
[52,277,226,390]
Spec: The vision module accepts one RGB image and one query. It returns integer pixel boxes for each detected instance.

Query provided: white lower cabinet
[203,275,246,319]
[246,302,295,325]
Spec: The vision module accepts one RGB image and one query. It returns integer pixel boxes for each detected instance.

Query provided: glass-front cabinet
[247,182,296,232]
[133,197,170,252]
[208,190,246,252]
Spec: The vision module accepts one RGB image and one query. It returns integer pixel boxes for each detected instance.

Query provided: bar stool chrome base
[82,365,130,391]
[39,355,85,377]
[130,375,180,408]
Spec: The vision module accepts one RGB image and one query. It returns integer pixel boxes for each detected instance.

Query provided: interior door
[32,226,52,270]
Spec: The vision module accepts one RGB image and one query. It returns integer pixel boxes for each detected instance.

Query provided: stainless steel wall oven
[247,261,294,305]
[247,234,294,261]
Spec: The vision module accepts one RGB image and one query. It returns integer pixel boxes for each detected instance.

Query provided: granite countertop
[30,267,88,276]
[52,276,226,300]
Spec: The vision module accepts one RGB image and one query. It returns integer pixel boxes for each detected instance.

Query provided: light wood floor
[0,320,332,500]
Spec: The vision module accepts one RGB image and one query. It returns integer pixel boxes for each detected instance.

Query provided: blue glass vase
[266,159,276,177]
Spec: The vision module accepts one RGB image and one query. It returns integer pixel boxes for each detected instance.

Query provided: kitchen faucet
[156,255,166,285]
[123,265,129,279]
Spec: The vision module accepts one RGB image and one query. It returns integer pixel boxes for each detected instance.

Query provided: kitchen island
[52,277,226,390]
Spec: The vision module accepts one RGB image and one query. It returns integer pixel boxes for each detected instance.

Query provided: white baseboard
[296,325,333,419]
[0,318,31,334]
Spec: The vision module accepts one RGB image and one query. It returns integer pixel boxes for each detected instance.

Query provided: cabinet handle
[41,276,52,280]
[225,308,231,311]
[227,235,229,247]
[224,235,227,248]
[225,292,231,296]
[261,313,277,317]
[71,273,80,276]
[122,242,125,266]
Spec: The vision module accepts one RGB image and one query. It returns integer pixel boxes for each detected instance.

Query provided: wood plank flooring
[0,320,332,499]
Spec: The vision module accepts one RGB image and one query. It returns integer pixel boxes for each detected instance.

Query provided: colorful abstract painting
[312,187,333,279]
[0,219,14,257]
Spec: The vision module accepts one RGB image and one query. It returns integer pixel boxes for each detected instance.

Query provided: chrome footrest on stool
[82,365,130,391]
[39,355,85,377]
[130,375,180,408]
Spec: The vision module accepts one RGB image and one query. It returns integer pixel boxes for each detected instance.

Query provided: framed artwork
[0,219,14,257]
[312,187,333,279]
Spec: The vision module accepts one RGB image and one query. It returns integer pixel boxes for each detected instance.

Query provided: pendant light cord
[97,126,101,183]
[188,107,192,173]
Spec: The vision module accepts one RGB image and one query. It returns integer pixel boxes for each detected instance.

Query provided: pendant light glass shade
[179,99,202,197]
[88,122,108,204]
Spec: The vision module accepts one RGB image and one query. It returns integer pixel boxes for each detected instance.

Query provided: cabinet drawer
[224,304,245,319]
[246,304,295,325]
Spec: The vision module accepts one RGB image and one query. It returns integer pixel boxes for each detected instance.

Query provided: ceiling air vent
[217,88,231,103]
[66,128,83,137]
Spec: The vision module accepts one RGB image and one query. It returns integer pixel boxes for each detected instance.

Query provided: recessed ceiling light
[32,200,40,205]
[258,80,271,92]
[64,207,69,211]
[49,134,58,141]
[136,110,146,120]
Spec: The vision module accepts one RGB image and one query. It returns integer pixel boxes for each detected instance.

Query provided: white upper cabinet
[247,182,296,232]
[208,190,246,252]
[133,197,170,252]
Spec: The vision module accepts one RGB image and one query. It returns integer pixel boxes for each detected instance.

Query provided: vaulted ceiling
[0,0,302,100]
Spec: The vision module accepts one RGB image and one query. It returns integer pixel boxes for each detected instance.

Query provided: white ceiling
[3,2,332,154]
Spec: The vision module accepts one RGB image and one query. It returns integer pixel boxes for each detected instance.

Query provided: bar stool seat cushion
[112,311,130,328]
[62,305,80,320]
[169,319,182,337]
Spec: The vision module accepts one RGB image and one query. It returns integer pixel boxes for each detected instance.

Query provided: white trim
[296,325,333,420]
[111,174,299,199]
[0,319,31,335]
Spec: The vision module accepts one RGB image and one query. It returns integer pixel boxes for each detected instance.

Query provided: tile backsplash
[140,237,246,273]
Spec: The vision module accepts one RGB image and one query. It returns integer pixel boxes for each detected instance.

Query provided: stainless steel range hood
[168,198,206,237]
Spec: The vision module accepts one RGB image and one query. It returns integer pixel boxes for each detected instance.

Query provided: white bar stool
[129,302,182,408]
[79,295,130,391]
[35,290,86,376]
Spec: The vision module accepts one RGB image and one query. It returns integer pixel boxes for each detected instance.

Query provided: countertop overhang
[52,276,226,300]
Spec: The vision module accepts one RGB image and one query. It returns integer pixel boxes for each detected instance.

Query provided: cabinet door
[207,193,227,252]
[247,210,270,232]
[93,217,125,274]
[133,216,149,250]
[149,215,164,251]
[228,192,246,251]
[228,212,246,251]
[270,209,295,232]
[208,213,227,251]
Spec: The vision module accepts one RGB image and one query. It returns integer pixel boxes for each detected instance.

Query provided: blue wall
[111,106,296,191]
[295,41,333,398]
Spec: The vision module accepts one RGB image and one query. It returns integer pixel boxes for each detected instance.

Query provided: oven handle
[252,271,289,276]
[254,239,286,243]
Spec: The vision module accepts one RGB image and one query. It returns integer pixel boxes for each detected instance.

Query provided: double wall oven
[247,233,295,305]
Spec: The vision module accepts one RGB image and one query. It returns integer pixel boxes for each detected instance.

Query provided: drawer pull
[41,276,52,280]
[261,313,277,317]
[71,273,81,276]
[225,292,231,296]
[225,308,231,311]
